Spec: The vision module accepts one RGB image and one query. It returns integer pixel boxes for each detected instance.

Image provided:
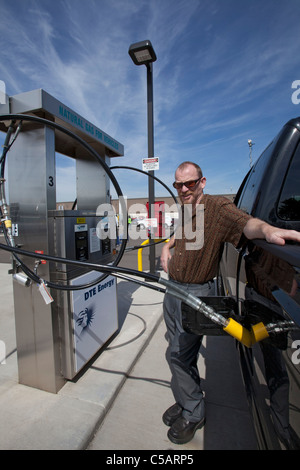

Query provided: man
[160,161,300,445]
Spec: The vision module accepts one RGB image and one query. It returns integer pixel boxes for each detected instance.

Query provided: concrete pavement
[0,256,257,450]
[88,319,257,450]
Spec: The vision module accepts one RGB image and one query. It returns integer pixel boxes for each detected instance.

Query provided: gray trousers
[163,280,215,422]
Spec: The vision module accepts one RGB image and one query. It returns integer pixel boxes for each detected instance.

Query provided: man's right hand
[160,243,172,273]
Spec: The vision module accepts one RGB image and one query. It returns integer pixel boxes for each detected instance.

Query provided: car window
[237,140,276,214]
[277,143,300,221]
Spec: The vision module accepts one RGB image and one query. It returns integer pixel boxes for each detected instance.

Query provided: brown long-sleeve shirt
[168,194,251,284]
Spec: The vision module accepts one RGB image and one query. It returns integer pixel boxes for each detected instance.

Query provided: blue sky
[1,0,300,202]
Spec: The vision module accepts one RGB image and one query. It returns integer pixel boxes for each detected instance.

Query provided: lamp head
[128,40,157,66]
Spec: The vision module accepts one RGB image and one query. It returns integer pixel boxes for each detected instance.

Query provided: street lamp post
[129,40,157,274]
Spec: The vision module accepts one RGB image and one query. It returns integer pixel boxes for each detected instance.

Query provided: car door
[219,126,300,449]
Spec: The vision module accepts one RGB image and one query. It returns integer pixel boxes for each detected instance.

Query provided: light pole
[129,40,157,273]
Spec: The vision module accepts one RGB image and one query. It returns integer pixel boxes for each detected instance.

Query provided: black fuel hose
[0,241,162,290]
[110,165,179,205]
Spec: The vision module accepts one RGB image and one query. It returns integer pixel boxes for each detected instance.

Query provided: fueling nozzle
[158,276,299,348]
[223,318,253,348]
[215,315,299,348]
[223,319,275,347]
[159,276,254,347]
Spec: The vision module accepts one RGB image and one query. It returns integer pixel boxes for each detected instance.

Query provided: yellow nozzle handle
[223,318,270,348]
[251,322,269,344]
[223,318,252,348]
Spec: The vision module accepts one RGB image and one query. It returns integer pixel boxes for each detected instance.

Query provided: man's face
[174,165,206,206]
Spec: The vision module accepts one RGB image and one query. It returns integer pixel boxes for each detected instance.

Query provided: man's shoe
[162,403,183,426]
[167,415,206,444]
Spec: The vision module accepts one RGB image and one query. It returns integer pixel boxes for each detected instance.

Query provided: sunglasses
[172,178,201,190]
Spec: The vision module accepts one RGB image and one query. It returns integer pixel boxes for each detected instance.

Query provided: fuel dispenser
[0,89,124,393]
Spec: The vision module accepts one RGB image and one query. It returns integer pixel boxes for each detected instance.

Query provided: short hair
[175,161,203,179]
